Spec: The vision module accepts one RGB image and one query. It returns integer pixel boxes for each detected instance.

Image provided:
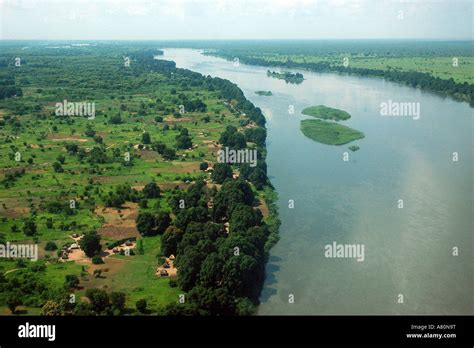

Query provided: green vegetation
[300,119,364,145]
[348,145,360,152]
[0,42,278,316]
[266,70,304,84]
[255,91,272,96]
[202,40,474,106]
[302,105,351,121]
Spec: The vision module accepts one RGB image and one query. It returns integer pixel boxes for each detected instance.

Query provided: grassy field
[300,119,364,146]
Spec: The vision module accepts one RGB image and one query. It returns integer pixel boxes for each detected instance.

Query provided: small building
[160,269,169,277]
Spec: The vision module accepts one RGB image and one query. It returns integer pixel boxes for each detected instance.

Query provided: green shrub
[136,299,147,313]
[44,241,57,251]
[92,256,104,265]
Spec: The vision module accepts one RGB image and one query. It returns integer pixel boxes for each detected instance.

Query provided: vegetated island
[348,145,360,151]
[300,119,364,145]
[255,90,273,96]
[267,70,304,84]
[302,105,351,121]
[300,105,364,145]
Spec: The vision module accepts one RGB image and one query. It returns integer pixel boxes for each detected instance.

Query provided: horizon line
[0,38,473,42]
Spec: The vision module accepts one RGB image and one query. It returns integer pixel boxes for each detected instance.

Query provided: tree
[110,292,126,313]
[155,211,171,234]
[142,132,151,144]
[44,241,57,251]
[79,231,101,257]
[198,252,225,288]
[152,141,166,154]
[65,143,78,154]
[229,203,262,233]
[249,168,268,190]
[6,292,20,314]
[85,288,110,314]
[64,274,80,289]
[176,134,192,149]
[92,256,104,264]
[23,218,37,236]
[109,115,122,124]
[221,254,259,298]
[175,246,207,291]
[136,212,156,236]
[84,126,96,137]
[199,162,208,171]
[235,297,257,315]
[211,163,233,184]
[161,226,183,256]
[244,127,266,146]
[136,299,147,313]
[162,147,176,160]
[88,147,108,164]
[46,218,53,229]
[174,206,208,231]
[187,286,235,315]
[142,182,160,198]
[52,161,64,173]
[212,180,254,221]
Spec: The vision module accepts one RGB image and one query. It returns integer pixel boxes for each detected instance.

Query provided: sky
[0,0,473,40]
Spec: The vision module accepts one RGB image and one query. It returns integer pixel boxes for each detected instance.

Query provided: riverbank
[162,48,473,315]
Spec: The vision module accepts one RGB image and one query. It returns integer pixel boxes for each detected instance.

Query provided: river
[161,48,473,315]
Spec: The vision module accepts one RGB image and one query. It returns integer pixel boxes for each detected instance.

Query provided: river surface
[162,48,473,315]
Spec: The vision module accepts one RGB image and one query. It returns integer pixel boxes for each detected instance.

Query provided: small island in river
[302,105,351,121]
[255,90,273,96]
[267,70,304,84]
[300,119,364,145]
[348,145,360,151]
[300,105,364,146]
